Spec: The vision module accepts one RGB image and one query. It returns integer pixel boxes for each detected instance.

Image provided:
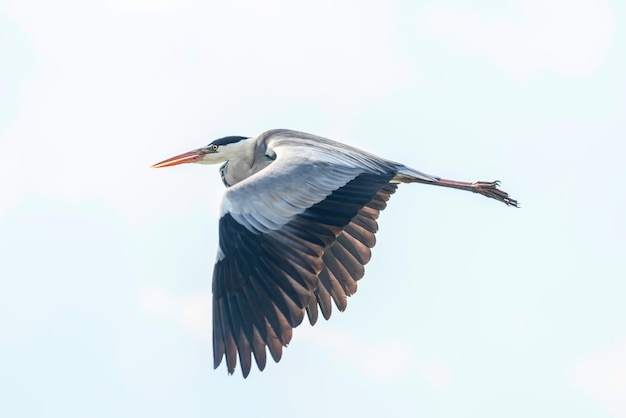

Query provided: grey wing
[212,144,398,377]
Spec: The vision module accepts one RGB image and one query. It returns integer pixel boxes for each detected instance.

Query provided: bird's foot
[472,181,519,207]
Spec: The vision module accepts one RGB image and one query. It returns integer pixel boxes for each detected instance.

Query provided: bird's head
[151,136,252,168]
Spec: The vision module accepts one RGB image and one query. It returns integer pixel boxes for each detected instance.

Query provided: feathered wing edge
[305,182,398,324]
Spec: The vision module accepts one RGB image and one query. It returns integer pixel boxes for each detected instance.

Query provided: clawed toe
[473,180,519,207]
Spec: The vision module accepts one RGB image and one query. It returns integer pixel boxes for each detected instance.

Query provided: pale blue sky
[1,0,625,417]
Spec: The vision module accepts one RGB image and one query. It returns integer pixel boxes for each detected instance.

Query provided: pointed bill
[151,149,206,168]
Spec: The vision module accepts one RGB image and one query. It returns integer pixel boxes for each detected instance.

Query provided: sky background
[1,0,625,417]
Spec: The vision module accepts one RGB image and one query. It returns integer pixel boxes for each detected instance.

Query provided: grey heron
[152,128,518,377]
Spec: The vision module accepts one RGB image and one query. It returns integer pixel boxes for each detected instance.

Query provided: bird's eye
[212,144,219,151]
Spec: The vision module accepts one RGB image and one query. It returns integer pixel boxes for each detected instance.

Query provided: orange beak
[151,149,206,168]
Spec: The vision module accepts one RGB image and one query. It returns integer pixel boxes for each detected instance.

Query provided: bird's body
[152,129,517,377]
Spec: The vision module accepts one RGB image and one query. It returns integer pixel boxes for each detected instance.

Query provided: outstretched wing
[212,136,399,377]
[305,182,398,324]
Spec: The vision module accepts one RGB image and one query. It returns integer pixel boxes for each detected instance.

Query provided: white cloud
[138,287,212,343]
[301,326,453,387]
[299,326,415,382]
[417,357,451,390]
[420,0,615,78]
[567,337,626,417]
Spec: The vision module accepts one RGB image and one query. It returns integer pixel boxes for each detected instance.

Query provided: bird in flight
[152,129,518,377]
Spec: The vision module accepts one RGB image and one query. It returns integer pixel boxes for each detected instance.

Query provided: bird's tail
[394,166,519,207]
[393,166,440,183]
